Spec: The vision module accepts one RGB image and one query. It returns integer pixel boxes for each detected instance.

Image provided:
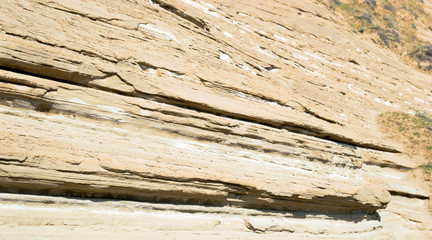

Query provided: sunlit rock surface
[0,0,431,239]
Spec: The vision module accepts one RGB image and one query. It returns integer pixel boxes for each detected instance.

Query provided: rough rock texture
[0,0,431,239]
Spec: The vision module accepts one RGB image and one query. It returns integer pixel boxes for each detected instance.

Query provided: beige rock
[354,186,392,213]
[0,0,431,239]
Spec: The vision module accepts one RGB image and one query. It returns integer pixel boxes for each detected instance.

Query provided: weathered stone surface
[0,0,431,239]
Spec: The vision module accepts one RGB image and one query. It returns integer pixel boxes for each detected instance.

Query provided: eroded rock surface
[0,0,431,239]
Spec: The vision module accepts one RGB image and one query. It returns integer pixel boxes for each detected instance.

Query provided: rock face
[0,0,431,239]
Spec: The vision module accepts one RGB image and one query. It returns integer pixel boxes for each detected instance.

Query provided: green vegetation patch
[419,163,432,180]
[419,163,432,173]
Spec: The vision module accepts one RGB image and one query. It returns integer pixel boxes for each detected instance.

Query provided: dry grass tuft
[330,0,432,72]
[377,111,432,180]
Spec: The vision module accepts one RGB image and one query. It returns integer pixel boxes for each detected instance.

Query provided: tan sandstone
[0,0,431,239]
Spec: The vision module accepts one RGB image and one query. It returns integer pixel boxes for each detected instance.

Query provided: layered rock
[0,0,431,239]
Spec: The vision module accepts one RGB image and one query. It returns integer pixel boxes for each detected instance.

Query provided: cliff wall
[0,0,431,239]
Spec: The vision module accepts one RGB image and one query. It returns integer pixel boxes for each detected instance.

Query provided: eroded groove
[137,61,185,76]
[0,193,382,222]
[0,65,134,97]
[151,95,399,153]
[290,100,342,125]
[0,86,55,113]
[0,172,387,214]
[38,2,123,23]
[0,65,399,154]
[363,161,413,171]
[151,0,209,31]
[389,190,429,200]
[4,31,119,63]
[0,156,27,163]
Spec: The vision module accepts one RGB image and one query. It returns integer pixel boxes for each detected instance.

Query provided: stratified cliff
[0,0,431,239]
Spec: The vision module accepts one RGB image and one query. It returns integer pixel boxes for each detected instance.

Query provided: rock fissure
[150,0,209,31]
[0,64,399,154]
[0,167,390,214]
[388,190,429,200]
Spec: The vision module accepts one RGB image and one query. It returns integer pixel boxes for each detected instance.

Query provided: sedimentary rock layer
[0,0,431,239]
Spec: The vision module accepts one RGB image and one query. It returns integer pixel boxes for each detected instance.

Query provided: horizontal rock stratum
[0,0,431,239]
